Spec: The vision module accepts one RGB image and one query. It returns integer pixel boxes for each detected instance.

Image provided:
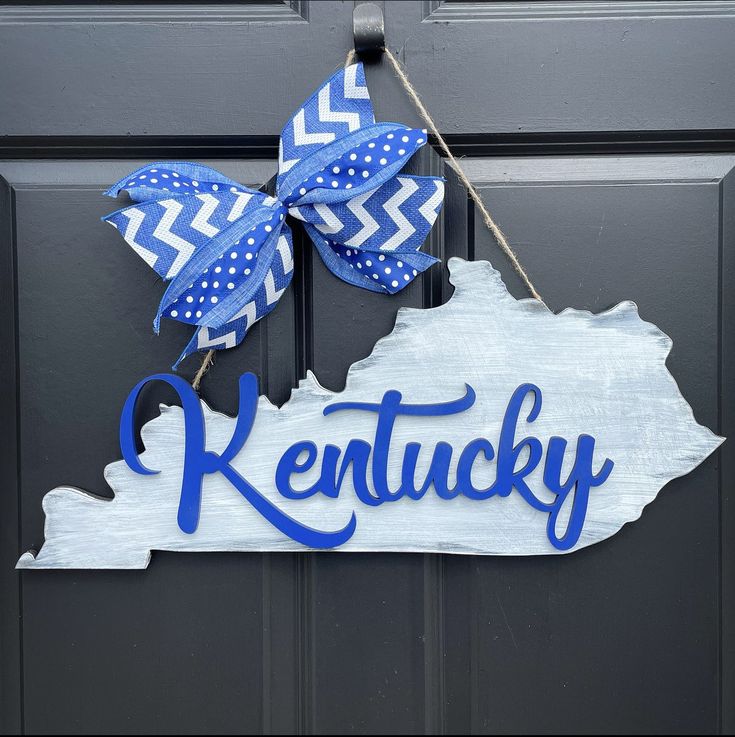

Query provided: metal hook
[353,3,385,60]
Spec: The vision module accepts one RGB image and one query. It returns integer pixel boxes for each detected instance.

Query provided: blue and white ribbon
[103,63,445,367]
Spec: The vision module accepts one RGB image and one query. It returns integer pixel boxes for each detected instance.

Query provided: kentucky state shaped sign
[18,259,723,569]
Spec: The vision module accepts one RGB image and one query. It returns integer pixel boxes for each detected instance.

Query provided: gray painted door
[1,1,733,734]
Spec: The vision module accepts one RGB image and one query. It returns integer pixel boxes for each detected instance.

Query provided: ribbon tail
[153,205,281,333]
[173,324,246,370]
[174,330,204,370]
[173,225,295,369]
[196,223,289,329]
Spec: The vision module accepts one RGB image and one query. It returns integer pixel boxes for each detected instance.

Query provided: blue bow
[103,63,445,368]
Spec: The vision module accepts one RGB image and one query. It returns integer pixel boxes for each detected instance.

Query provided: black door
[1,1,733,734]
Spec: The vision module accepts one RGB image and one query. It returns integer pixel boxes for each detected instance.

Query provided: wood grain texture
[18,258,722,568]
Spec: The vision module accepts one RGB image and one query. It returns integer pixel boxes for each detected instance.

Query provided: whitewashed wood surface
[18,259,723,569]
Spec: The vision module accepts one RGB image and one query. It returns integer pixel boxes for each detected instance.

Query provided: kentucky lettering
[120,373,614,551]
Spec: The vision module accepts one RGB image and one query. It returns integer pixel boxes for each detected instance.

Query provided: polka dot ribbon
[103,63,445,368]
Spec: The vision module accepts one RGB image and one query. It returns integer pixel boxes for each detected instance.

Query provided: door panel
[1,160,300,735]
[0,1,353,138]
[382,1,735,134]
[437,153,731,734]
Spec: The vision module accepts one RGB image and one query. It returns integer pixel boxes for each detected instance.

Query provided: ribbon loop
[103,63,445,368]
[154,201,285,333]
[277,122,428,206]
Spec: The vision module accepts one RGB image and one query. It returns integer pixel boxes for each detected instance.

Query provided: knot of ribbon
[103,63,445,368]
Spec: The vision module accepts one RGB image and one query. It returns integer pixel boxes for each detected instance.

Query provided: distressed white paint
[18,259,723,569]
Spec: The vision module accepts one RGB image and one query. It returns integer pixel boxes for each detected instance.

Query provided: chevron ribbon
[103,63,445,368]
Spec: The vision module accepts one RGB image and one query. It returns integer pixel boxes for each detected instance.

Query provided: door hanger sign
[18,259,723,569]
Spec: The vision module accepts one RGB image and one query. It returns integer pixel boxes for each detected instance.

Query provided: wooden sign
[18,259,723,569]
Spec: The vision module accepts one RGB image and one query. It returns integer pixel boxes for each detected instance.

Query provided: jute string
[192,349,215,391]
[380,48,544,303]
[191,47,544,391]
